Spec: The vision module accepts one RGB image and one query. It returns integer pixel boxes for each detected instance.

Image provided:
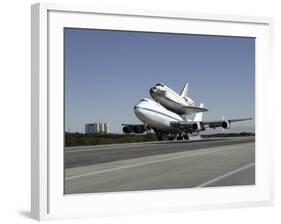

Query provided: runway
[64,136,255,194]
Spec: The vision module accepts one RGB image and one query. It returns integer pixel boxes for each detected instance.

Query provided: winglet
[180,82,189,97]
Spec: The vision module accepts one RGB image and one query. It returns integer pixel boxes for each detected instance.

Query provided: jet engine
[123,126,133,133]
[192,122,202,131]
[222,120,230,129]
[133,126,145,134]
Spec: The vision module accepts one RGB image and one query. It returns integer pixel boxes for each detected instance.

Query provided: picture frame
[31,2,274,221]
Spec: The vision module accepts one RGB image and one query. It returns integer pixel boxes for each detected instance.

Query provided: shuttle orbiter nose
[150,86,165,97]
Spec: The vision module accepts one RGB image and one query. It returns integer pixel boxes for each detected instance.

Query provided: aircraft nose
[134,105,140,112]
[150,87,156,95]
[134,105,142,117]
[134,103,145,114]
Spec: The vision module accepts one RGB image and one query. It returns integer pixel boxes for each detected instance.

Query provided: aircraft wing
[170,118,252,131]
[202,118,252,128]
[121,124,145,127]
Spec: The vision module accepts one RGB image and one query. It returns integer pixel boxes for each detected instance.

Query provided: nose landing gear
[155,131,163,141]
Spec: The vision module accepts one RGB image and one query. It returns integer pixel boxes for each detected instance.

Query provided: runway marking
[65,144,253,181]
[196,162,255,187]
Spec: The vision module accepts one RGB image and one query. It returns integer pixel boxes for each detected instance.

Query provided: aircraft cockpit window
[155,83,164,87]
[140,99,148,102]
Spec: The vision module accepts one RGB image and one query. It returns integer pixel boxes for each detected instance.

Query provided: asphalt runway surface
[64,136,255,194]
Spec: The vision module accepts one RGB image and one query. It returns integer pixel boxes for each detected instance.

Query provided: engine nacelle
[192,122,202,131]
[123,126,133,134]
[133,126,145,134]
[222,120,230,129]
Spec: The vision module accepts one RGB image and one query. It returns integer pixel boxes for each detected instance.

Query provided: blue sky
[64,28,255,133]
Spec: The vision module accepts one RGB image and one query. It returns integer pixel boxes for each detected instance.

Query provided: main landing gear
[168,133,189,141]
[154,130,190,141]
[156,132,163,141]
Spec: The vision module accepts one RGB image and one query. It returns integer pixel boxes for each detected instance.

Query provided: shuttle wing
[183,106,208,115]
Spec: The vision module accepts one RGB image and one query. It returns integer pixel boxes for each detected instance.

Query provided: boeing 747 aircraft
[122,98,252,141]
[150,82,208,115]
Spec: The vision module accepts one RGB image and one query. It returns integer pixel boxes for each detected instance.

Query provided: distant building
[85,122,109,134]
[98,123,104,133]
[93,123,99,133]
[84,124,88,133]
[85,123,96,134]
[103,123,109,134]
[85,123,94,134]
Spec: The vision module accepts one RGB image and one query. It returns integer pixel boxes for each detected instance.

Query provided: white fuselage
[150,83,195,115]
[134,98,185,132]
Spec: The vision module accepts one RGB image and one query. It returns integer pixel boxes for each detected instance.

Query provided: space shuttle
[122,82,252,140]
[150,83,208,115]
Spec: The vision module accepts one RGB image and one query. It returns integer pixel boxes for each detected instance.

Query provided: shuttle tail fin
[193,103,204,121]
[180,83,189,97]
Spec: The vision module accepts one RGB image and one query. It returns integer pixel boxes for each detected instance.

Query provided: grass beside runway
[65,132,255,147]
[65,132,158,147]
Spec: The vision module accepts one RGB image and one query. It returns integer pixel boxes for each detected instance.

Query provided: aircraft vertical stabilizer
[180,83,189,97]
[193,103,204,121]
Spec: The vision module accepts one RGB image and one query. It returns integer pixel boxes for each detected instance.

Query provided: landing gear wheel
[168,134,175,141]
[156,132,163,141]
[183,134,189,141]
[157,134,163,141]
[177,135,183,140]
